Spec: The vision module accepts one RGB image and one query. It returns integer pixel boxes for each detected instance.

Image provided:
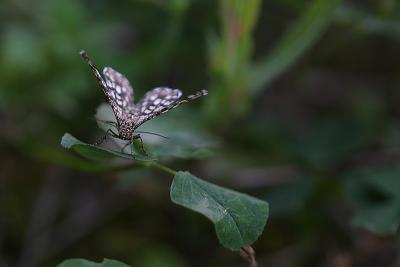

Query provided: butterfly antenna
[163,89,208,113]
[86,117,117,126]
[135,131,169,139]
[80,50,97,70]
[80,50,108,89]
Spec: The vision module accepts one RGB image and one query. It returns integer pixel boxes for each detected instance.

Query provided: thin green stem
[147,162,177,176]
[101,161,177,176]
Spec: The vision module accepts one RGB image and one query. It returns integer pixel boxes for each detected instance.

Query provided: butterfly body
[117,120,136,140]
[80,50,207,148]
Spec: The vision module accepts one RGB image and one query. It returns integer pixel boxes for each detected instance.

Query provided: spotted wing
[103,67,134,111]
[80,51,133,123]
[131,87,208,128]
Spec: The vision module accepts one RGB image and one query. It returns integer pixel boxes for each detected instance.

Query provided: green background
[1,0,399,266]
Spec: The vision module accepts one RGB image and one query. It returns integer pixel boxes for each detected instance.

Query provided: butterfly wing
[131,87,182,127]
[103,67,134,109]
[131,87,208,128]
[80,51,134,124]
[134,87,182,115]
[80,50,207,134]
[94,67,134,125]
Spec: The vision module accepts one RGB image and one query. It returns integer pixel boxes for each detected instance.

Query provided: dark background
[1,0,399,266]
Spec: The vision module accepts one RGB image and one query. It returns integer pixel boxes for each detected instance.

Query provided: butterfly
[80,50,208,153]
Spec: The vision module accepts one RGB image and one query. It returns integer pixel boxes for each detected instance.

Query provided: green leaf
[264,178,314,218]
[170,171,269,251]
[346,166,400,235]
[334,4,400,39]
[290,117,371,167]
[95,103,215,160]
[249,0,342,94]
[136,245,189,267]
[57,258,130,267]
[61,133,152,161]
[352,202,400,236]
[25,142,136,173]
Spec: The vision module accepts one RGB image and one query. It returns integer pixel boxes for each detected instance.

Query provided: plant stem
[147,161,177,176]
[81,160,177,176]
[239,245,258,267]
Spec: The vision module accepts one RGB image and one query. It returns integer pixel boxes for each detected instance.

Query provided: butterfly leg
[132,134,148,156]
[95,129,119,145]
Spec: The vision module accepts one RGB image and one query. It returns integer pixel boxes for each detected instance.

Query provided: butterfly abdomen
[117,121,135,140]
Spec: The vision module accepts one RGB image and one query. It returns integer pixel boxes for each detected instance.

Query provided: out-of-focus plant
[207,0,261,124]
[207,0,342,125]
[346,166,400,235]
[334,3,400,39]
[3,1,400,266]
[250,0,342,94]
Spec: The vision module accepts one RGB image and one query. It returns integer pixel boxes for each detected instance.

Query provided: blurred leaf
[352,202,400,235]
[136,246,189,267]
[114,169,150,191]
[95,104,119,133]
[61,133,152,161]
[207,0,261,122]
[147,0,190,16]
[265,178,314,218]
[250,0,342,94]
[346,166,400,235]
[170,171,269,251]
[1,26,46,76]
[290,118,371,167]
[212,0,261,78]
[335,4,400,39]
[58,258,130,267]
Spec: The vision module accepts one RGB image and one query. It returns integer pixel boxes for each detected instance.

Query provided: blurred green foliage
[58,258,129,267]
[207,0,261,122]
[1,0,400,266]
